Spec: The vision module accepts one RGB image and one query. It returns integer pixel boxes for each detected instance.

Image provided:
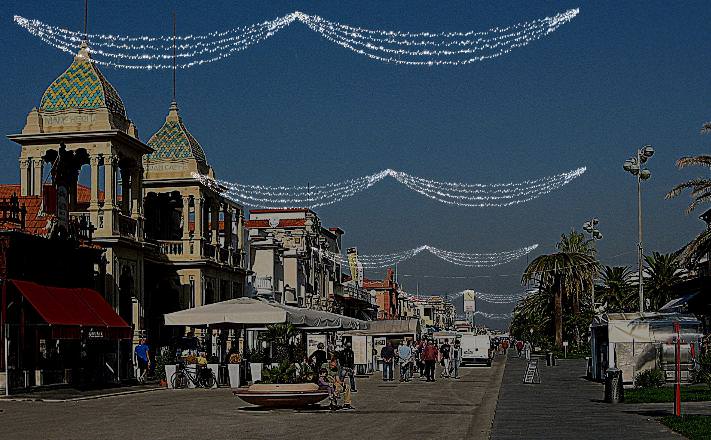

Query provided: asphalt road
[0,357,506,440]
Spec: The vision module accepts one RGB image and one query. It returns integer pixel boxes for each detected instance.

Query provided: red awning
[10,280,131,339]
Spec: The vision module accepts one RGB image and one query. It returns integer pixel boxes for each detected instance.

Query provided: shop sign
[87,329,105,339]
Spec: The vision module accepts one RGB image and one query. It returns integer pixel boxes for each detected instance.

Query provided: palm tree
[521,231,598,348]
[665,120,711,265]
[555,230,597,315]
[598,266,635,312]
[644,252,685,311]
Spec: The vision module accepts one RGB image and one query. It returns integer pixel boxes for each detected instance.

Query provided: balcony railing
[116,213,136,239]
[158,240,184,255]
[254,276,273,291]
[338,283,371,303]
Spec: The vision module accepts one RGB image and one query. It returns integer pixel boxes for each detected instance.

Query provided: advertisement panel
[352,335,368,365]
[463,290,477,313]
[307,334,328,357]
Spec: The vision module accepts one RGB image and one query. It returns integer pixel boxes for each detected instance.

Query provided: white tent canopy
[164,298,286,326]
[164,298,368,330]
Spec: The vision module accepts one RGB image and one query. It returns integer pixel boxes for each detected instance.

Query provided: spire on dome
[146,102,207,165]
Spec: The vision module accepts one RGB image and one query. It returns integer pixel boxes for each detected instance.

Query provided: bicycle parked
[171,362,216,389]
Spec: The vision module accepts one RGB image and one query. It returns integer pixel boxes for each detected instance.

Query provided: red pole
[674,321,681,417]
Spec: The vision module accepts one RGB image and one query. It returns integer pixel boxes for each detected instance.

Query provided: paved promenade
[0,358,505,440]
[491,352,682,439]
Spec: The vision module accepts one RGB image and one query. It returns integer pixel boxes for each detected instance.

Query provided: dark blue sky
[2,1,710,328]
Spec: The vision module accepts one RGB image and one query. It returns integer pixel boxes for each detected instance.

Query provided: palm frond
[676,155,711,169]
[666,178,711,200]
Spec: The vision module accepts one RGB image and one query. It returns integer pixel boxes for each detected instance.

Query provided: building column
[89,155,100,209]
[237,210,244,253]
[211,202,219,246]
[104,155,117,209]
[223,203,232,249]
[32,158,43,196]
[120,167,131,214]
[194,197,203,240]
[130,165,142,218]
[19,158,30,196]
[182,195,191,240]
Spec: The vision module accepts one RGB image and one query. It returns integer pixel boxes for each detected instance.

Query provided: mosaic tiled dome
[39,43,126,118]
[146,102,207,164]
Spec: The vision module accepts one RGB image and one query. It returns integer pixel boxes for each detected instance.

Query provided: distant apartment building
[363,268,401,320]
[246,208,373,319]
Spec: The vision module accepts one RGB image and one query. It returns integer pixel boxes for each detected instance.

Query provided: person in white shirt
[397,340,413,382]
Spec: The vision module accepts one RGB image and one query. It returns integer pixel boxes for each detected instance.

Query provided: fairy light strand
[14,8,579,69]
[192,167,585,209]
[317,243,538,268]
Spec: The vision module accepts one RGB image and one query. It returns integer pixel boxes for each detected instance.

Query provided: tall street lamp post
[582,218,602,312]
[623,145,654,313]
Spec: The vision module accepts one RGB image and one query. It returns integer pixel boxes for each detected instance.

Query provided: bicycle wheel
[171,371,188,389]
[200,371,216,388]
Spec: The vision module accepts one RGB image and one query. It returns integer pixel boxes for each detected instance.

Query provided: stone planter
[228,364,241,388]
[233,383,328,408]
[165,364,177,389]
[206,363,219,388]
[250,363,263,383]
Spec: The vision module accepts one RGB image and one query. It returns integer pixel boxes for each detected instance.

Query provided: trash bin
[546,352,556,366]
[604,368,624,403]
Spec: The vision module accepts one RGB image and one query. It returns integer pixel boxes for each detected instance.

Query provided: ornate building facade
[5,43,248,374]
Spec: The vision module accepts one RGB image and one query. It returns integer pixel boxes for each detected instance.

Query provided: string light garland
[317,243,538,268]
[447,289,527,304]
[192,167,586,209]
[14,8,579,69]
[473,310,512,320]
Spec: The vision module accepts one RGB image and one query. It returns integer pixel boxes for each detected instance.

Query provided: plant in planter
[228,351,242,388]
[155,349,177,386]
[249,348,266,383]
[259,323,298,365]
[260,361,297,384]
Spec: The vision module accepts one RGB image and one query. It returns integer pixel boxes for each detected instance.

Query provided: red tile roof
[0,185,50,236]
[246,219,307,229]
[250,208,314,214]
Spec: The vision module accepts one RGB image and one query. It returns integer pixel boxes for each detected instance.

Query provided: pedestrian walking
[422,339,439,382]
[339,342,357,392]
[416,339,425,377]
[381,342,395,381]
[516,340,524,358]
[452,339,461,379]
[440,339,451,378]
[524,341,532,361]
[398,340,412,382]
[134,338,151,383]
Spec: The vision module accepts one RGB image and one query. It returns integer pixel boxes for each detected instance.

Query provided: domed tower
[8,42,152,237]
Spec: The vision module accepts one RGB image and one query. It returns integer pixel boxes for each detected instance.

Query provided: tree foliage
[517,230,599,348]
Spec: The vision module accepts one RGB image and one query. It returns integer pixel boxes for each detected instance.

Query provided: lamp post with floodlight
[623,145,654,313]
[582,218,602,312]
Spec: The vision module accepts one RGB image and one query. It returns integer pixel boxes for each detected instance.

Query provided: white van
[460,334,492,367]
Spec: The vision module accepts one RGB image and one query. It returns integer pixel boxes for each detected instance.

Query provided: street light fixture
[623,145,654,313]
[583,218,603,312]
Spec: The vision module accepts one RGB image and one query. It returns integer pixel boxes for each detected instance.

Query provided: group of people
[308,342,357,411]
[380,338,462,383]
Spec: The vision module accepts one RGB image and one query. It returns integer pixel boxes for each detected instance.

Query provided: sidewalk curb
[1,386,165,403]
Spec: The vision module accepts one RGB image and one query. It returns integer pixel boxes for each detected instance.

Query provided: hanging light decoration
[14,8,579,69]
[473,310,512,320]
[317,243,538,268]
[192,166,585,209]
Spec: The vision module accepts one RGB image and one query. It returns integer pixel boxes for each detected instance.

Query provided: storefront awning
[164,298,287,326]
[10,279,131,339]
[164,298,369,330]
